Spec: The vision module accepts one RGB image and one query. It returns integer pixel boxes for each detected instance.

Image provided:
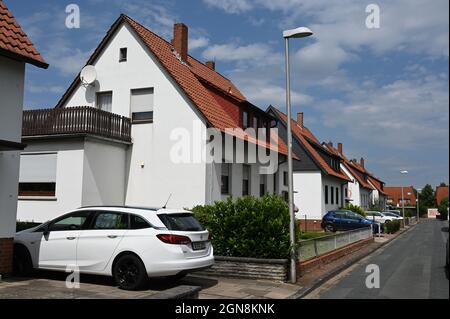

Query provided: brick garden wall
[298,219,322,232]
[297,237,374,275]
[197,256,288,281]
[0,238,13,274]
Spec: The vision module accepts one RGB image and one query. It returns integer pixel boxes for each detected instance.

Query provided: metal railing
[298,226,373,262]
[22,107,132,142]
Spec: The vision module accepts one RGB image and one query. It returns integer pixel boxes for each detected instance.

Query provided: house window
[242,164,250,196]
[221,163,231,195]
[282,191,289,202]
[19,153,57,197]
[331,186,334,204]
[119,48,127,62]
[253,116,258,131]
[283,171,288,186]
[336,188,339,206]
[97,91,112,112]
[260,175,266,197]
[242,111,250,129]
[130,88,154,123]
[325,185,329,204]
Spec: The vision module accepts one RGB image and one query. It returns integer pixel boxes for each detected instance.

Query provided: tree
[438,197,449,220]
[418,184,435,213]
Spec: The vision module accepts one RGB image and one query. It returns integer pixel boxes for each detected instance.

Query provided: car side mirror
[43,225,50,237]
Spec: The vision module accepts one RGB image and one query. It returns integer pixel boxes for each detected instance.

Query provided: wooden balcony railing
[22,107,132,142]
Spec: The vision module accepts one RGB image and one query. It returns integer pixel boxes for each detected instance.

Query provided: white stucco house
[0,0,48,274]
[17,14,290,223]
[324,143,378,211]
[267,107,350,228]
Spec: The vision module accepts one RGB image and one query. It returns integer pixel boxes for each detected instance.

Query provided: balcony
[22,107,132,143]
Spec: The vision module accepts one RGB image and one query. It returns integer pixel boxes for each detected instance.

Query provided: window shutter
[131,88,154,113]
[19,153,57,183]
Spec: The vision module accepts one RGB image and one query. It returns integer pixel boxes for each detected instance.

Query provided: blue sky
[8,0,449,188]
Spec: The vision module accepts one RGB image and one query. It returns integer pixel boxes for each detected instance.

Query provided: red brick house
[385,186,417,208]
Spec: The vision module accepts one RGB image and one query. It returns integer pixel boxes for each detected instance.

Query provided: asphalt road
[306,219,449,299]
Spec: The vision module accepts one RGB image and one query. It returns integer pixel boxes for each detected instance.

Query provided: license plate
[192,241,207,251]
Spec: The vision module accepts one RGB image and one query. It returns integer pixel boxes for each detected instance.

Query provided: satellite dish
[80,65,97,86]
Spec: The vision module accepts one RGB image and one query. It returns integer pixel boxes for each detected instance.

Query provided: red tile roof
[0,0,47,68]
[324,143,375,190]
[55,14,289,156]
[436,185,449,205]
[368,176,388,196]
[271,107,350,182]
[384,186,416,207]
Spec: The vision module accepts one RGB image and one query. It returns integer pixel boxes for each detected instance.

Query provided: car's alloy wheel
[113,254,148,290]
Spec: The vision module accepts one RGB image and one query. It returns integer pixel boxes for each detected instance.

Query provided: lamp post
[416,188,422,222]
[400,170,408,225]
[283,26,313,283]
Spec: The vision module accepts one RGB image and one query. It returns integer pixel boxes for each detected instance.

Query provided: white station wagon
[14,206,214,290]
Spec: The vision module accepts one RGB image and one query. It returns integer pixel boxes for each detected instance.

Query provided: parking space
[0,271,200,299]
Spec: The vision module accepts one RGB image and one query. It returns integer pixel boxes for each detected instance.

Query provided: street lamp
[283,26,313,283]
[416,188,422,222]
[400,170,408,224]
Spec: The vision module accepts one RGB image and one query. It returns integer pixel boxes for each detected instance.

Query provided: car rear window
[158,213,205,231]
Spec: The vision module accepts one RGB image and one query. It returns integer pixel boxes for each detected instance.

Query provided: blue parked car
[321,210,380,233]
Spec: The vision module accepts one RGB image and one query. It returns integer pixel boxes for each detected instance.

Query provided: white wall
[82,138,127,206]
[0,56,25,237]
[293,171,322,220]
[16,140,85,223]
[341,164,361,207]
[64,23,208,209]
[322,175,345,215]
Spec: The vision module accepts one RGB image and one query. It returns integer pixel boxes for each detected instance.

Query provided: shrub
[342,203,367,217]
[191,194,292,259]
[385,220,401,234]
[438,197,449,220]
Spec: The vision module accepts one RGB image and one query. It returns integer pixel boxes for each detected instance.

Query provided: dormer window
[119,48,127,62]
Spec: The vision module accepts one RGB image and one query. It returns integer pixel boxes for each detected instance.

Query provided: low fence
[298,226,373,262]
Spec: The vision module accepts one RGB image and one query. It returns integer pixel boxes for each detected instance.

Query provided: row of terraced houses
[3,10,393,225]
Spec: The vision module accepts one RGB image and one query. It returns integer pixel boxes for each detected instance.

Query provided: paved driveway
[0,271,199,299]
[305,219,449,299]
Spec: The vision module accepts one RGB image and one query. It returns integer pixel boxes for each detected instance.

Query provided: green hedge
[342,203,367,217]
[385,220,401,234]
[191,194,293,259]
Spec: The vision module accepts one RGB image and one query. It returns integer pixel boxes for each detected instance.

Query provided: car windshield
[157,213,205,231]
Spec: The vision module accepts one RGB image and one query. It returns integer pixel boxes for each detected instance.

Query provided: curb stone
[144,285,202,299]
[288,222,418,299]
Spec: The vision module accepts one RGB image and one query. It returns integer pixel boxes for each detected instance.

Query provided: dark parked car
[321,210,380,233]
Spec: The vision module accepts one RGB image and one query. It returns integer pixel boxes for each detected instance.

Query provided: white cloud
[202,43,281,65]
[314,74,449,150]
[203,0,253,14]
[190,37,210,50]
[28,83,65,94]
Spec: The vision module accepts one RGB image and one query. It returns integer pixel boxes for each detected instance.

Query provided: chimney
[205,60,215,70]
[328,141,333,148]
[360,157,365,168]
[297,112,304,128]
[173,23,188,62]
[338,143,343,155]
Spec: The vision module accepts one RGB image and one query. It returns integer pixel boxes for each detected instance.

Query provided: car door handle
[107,235,118,239]
[66,237,76,240]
